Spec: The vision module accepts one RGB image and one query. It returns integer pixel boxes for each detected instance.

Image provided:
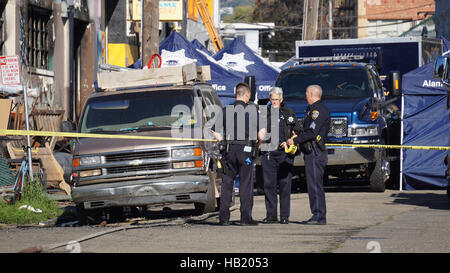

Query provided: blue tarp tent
[213,38,280,100]
[159,32,244,105]
[401,40,450,190]
[191,39,212,56]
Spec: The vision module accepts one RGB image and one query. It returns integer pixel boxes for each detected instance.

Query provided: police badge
[311,110,320,120]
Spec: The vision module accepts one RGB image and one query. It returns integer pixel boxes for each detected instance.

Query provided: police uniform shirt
[294,100,330,145]
[222,100,260,142]
[263,104,299,153]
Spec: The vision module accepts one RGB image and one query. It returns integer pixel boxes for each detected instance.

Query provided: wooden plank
[97,66,182,90]
[31,109,65,115]
[97,63,198,90]
[0,99,12,136]
[182,63,197,83]
[196,66,211,82]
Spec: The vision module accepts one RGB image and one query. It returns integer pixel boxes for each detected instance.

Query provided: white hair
[269,87,283,99]
[306,85,322,99]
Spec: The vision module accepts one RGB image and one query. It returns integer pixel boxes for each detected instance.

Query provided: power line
[255,19,414,34]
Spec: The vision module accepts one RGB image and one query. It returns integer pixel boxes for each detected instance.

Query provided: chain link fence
[0,154,15,187]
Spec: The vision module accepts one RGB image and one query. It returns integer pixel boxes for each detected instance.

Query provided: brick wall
[365,0,435,21]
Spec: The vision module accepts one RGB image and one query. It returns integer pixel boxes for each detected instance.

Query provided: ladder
[195,0,224,53]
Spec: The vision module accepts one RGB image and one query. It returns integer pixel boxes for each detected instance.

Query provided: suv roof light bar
[294,55,365,64]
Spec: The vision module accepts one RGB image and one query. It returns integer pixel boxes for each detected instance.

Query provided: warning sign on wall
[0,56,21,86]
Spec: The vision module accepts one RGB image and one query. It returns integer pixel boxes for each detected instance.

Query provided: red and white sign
[0,56,21,86]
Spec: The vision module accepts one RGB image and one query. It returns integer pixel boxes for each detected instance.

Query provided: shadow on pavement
[391,192,450,210]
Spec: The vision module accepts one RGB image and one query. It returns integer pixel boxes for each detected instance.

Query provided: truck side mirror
[389,71,401,96]
[61,121,74,133]
[434,56,449,79]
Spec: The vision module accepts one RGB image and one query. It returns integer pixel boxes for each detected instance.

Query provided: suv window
[276,67,370,100]
[80,90,201,133]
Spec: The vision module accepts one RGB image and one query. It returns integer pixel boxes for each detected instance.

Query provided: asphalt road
[0,188,449,254]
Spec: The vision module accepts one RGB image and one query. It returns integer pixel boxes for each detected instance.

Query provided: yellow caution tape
[1,129,449,150]
[326,143,450,151]
[0,129,217,142]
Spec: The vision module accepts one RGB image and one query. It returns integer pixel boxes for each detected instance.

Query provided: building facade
[0,0,95,122]
[358,0,435,38]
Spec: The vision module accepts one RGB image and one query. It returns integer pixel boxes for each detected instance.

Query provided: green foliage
[223,5,254,23]
[253,0,305,61]
[221,0,254,8]
[0,180,62,225]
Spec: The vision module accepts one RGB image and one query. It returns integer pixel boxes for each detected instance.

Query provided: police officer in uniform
[261,87,301,224]
[211,83,265,226]
[287,84,330,225]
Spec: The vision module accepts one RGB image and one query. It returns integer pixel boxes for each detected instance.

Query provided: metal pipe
[141,0,144,68]
[23,83,33,181]
[68,4,75,122]
[399,93,404,191]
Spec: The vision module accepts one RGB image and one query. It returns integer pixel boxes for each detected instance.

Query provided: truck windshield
[276,67,370,100]
[80,90,199,133]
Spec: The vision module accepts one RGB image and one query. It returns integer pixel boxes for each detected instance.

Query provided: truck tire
[76,204,100,226]
[447,183,449,199]
[369,158,386,192]
[194,171,216,214]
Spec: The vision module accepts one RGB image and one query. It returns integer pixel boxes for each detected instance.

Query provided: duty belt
[227,140,257,146]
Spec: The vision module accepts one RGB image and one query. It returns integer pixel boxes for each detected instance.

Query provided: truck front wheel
[368,158,386,192]
[194,171,217,214]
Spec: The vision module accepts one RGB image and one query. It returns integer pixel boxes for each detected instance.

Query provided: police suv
[271,56,399,192]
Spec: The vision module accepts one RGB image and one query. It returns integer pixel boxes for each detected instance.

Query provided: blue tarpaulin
[191,39,212,56]
[213,38,280,100]
[159,32,243,105]
[401,38,450,190]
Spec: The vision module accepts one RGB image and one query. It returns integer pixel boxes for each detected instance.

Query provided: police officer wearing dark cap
[261,87,301,225]
[286,84,330,225]
[211,83,265,226]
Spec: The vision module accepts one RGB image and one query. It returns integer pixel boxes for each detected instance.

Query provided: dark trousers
[304,150,327,221]
[219,145,254,223]
[261,152,293,219]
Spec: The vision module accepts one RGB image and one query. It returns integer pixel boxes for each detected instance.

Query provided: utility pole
[302,0,320,40]
[142,0,159,68]
[329,0,333,40]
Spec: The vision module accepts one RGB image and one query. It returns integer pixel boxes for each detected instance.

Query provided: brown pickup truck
[68,83,224,224]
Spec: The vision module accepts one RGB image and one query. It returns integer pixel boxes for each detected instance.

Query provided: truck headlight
[172,147,202,158]
[79,156,102,166]
[348,125,378,137]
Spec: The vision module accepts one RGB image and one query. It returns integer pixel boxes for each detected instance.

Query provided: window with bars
[26,6,51,70]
